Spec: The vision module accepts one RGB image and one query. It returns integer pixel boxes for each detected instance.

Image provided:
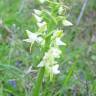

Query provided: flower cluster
[23,9,47,46]
[37,29,66,79]
[33,9,47,33]
[23,6,72,80]
[38,47,61,79]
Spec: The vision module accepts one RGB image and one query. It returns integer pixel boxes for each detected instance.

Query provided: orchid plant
[23,0,72,95]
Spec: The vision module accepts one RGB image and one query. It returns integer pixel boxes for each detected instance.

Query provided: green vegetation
[0,0,96,96]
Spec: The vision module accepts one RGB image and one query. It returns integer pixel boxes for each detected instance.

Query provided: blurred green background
[0,0,96,96]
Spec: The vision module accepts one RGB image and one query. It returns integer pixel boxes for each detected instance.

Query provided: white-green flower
[39,0,46,4]
[33,9,42,15]
[63,20,73,26]
[58,6,63,15]
[37,21,47,32]
[33,13,42,23]
[53,30,63,38]
[51,64,60,74]
[23,30,38,43]
[37,47,61,79]
[23,30,44,44]
[37,61,44,67]
[56,38,66,46]
[49,47,61,58]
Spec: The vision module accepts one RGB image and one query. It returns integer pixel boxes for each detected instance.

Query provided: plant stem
[32,67,45,96]
[32,29,51,96]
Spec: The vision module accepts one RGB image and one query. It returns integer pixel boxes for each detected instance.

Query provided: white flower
[37,21,47,32]
[37,47,61,79]
[33,9,42,15]
[23,30,44,44]
[33,13,42,22]
[53,30,63,38]
[58,6,63,15]
[56,38,66,46]
[37,21,47,29]
[49,47,61,58]
[37,61,44,67]
[51,64,60,74]
[36,37,43,43]
[23,30,38,43]
[39,0,46,4]
[63,20,73,26]
[43,52,49,60]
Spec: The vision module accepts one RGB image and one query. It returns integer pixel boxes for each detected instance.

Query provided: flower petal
[39,0,46,3]
[33,13,42,22]
[23,39,33,43]
[37,22,47,32]
[49,47,61,58]
[52,65,60,74]
[63,20,73,26]
[37,61,44,67]
[56,38,66,46]
[26,30,38,40]
[33,9,42,15]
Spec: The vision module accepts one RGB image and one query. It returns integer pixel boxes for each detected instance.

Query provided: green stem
[63,61,77,86]
[33,67,45,96]
[32,33,51,96]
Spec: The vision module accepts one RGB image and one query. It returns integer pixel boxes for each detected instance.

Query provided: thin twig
[76,0,88,25]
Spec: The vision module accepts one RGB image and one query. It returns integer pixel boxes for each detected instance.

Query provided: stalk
[32,35,51,96]
[32,67,45,96]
